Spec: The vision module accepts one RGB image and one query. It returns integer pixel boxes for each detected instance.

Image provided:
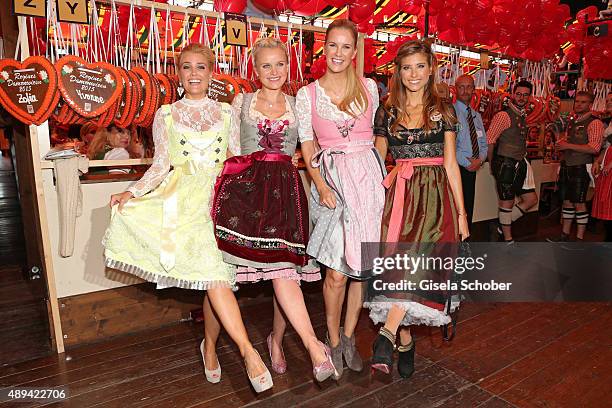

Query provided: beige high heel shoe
[245,349,273,393]
[200,339,221,384]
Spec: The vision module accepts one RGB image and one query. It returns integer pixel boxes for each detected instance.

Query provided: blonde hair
[325,19,368,118]
[386,40,456,134]
[251,37,289,65]
[178,43,215,69]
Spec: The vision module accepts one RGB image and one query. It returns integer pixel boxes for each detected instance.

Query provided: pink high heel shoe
[266,332,287,374]
[313,341,338,383]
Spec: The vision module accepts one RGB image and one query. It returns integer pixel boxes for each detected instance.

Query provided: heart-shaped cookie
[208,74,239,105]
[155,73,175,106]
[56,55,123,118]
[0,56,59,125]
[131,67,154,126]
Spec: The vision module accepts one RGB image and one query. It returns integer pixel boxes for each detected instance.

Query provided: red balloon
[439,28,465,44]
[213,0,246,13]
[251,0,291,14]
[427,0,444,15]
[292,0,327,16]
[326,0,348,8]
[402,0,422,15]
[566,22,586,40]
[436,8,454,32]
[357,21,376,35]
[542,0,559,13]
[474,0,492,10]
[363,38,377,74]
[416,9,437,34]
[310,57,327,80]
[576,6,599,22]
[564,46,580,64]
[349,0,375,24]
[556,4,571,23]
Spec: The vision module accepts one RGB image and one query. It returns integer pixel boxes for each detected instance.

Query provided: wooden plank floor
[1,292,609,408]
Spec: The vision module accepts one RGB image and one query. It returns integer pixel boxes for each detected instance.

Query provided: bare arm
[300,140,336,209]
[444,131,469,240]
[374,135,388,161]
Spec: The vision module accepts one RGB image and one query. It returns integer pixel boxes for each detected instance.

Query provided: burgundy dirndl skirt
[212,151,309,267]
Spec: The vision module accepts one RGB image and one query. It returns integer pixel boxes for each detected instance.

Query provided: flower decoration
[104,73,115,86]
[0,71,9,82]
[62,65,73,75]
[257,118,288,152]
[38,70,49,83]
[430,110,442,122]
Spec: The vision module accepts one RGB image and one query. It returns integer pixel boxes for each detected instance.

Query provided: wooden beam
[41,158,154,169]
[18,16,66,354]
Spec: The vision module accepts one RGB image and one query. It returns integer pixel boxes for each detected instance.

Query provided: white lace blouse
[128,97,230,197]
[294,78,379,142]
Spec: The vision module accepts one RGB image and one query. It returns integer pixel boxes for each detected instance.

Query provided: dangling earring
[177,82,184,98]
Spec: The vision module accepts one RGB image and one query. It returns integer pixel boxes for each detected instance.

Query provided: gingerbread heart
[208,74,239,105]
[56,55,123,118]
[155,73,175,106]
[235,77,253,94]
[131,67,154,126]
[526,97,544,125]
[0,56,59,126]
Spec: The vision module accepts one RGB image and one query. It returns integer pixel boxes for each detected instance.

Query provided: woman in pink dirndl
[296,19,386,379]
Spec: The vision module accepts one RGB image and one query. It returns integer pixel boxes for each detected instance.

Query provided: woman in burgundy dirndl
[210,37,336,383]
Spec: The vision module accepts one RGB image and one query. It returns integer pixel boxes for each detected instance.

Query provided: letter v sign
[225,13,248,47]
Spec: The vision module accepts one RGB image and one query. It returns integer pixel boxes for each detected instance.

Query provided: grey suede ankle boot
[326,332,344,380]
[340,328,363,372]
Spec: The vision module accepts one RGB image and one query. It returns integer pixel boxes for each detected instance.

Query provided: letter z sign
[56,0,89,24]
[225,13,248,47]
[13,0,46,18]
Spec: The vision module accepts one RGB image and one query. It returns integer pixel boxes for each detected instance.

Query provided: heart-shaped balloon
[56,55,123,118]
[0,56,59,125]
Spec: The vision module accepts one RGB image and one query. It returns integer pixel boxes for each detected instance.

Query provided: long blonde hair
[324,19,368,118]
[386,40,456,133]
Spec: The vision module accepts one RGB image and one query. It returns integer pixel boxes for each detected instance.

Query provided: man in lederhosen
[548,91,604,241]
[487,80,538,243]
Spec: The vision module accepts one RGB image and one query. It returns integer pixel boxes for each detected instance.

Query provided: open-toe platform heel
[371,327,395,375]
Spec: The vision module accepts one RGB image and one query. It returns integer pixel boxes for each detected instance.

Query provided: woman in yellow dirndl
[103,44,273,393]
